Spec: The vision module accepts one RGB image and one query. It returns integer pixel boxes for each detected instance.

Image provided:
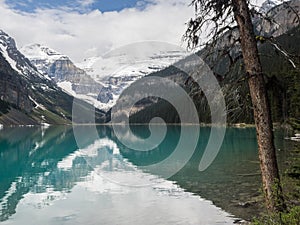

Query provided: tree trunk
[232,0,286,212]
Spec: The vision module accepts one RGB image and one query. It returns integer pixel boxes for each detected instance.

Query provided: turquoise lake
[0,125,292,224]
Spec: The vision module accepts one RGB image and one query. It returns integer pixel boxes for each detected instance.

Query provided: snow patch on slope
[0,42,22,74]
[21,43,66,63]
[29,96,46,110]
[76,44,188,111]
[20,43,67,78]
[57,81,108,109]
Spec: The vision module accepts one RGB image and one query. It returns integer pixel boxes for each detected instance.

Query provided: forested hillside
[129,25,300,128]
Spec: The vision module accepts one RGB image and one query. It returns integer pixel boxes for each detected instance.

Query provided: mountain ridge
[0,30,108,125]
[22,42,188,112]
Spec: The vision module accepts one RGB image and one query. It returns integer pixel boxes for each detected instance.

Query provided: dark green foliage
[251,206,300,225]
[287,118,300,130]
[287,165,300,179]
[251,142,300,224]
[0,100,10,115]
[129,98,181,124]
[260,26,300,123]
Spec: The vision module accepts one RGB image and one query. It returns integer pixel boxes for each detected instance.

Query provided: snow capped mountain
[21,44,68,79]
[0,30,107,125]
[21,43,105,109]
[76,43,188,111]
[0,30,67,122]
[21,41,187,112]
[77,49,187,79]
[0,30,45,80]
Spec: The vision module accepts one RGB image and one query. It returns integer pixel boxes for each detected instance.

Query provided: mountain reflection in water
[0,125,289,224]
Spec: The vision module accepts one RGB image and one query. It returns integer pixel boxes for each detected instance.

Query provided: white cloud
[0,0,282,63]
[0,0,194,63]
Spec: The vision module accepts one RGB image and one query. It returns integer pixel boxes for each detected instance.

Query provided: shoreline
[1,122,296,131]
[0,122,256,127]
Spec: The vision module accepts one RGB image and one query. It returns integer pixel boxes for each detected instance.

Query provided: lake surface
[0,125,292,224]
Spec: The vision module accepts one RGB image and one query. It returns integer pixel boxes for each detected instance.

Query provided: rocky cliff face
[256,0,300,37]
[0,31,107,125]
[0,32,51,82]
[20,44,63,77]
[0,52,32,113]
[0,30,48,114]
[22,44,89,82]
[21,44,103,108]
[48,57,84,82]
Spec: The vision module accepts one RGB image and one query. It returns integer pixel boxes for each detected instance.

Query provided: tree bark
[232,0,285,212]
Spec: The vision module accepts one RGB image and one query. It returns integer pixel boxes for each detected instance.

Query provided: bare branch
[267,37,297,69]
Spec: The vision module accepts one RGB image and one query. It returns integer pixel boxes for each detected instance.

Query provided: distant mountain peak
[20,43,73,80]
[21,43,66,61]
[21,43,106,109]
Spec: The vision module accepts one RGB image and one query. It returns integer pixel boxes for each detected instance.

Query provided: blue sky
[5,0,151,13]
